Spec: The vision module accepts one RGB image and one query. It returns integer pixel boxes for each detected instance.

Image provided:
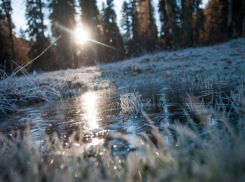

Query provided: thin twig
[5,36,62,81]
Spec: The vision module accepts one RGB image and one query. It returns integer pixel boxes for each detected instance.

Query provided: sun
[74,27,90,44]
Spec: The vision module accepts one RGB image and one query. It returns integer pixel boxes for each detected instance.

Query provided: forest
[0,0,244,73]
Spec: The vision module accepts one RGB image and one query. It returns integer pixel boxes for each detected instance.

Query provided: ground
[40,38,245,89]
[1,39,245,116]
[0,39,245,182]
[32,38,245,90]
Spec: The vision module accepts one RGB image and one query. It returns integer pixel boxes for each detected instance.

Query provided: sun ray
[58,24,120,51]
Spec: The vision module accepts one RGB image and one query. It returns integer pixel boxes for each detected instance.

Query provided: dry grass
[1,38,245,181]
[0,109,245,182]
[0,82,245,182]
[0,65,60,116]
[1,38,245,116]
[120,91,150,117]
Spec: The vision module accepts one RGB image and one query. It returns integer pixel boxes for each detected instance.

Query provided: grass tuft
[120,91,150,117]
[0,65,60,116]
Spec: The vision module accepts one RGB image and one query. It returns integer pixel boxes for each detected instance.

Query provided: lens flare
[75,27,89,44]
[59,24,118,51]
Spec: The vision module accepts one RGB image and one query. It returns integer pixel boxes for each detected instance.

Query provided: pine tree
[159,0,172,49]
[0,2,4,19]
[121,1,131,57]
[26,0,52,71]
[204,0,228,44]
[192,0,205,45]
[49,0,77,69]
[101,2,106,21]
[79,0,100,33]
[165,0,180,48]
[138,0,158,52]
[181,0,194,47]
[232,0,245,38]
[127,0,141,56]
[79,0,104,65]
[204,0,245,42]
[0,1,6,70]
[121,1,131,42]
[19,27,26,39]
[1,0,15,72]
[102,0,125,62]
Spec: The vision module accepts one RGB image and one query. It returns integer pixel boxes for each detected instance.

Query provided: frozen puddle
[0,82,238,155]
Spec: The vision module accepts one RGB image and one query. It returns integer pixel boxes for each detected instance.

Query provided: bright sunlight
[82,92,99,130]
[75,26,90,44]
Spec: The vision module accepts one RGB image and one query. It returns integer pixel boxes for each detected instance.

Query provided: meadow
[0,39,245,182]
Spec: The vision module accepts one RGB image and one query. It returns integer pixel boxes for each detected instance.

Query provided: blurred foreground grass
[0,103,245,182]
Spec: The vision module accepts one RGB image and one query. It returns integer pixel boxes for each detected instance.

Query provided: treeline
[0,0,245,73]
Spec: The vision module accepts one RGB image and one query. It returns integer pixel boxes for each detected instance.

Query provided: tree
[0,1,4,19]
[137,0,158,52]
[158,0,172,49]
[231,0,245,38]
[79,0,101,36]
[165,0,181,49]
[121,1,131,57]
[1,0,15,72]
[49,0,77,69]
[79,0,104,65]
[26,0,52,71]
[102,0,125,62]
[130,0,139,41]
[204,0,228,44]
[181,0,194,47]
[192,0,205,46]
[19,27,26,39]
[121,1,131,42]
[126,0,141,57]
[227,0,233,37]
[0,20,31,73]
[205,0,245,41]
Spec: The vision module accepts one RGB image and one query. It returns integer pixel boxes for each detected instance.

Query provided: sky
[12,0,209,38]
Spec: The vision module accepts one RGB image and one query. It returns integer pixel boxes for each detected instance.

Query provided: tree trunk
[227,0,234,37]
[243,18,245,38]
[2,0,15,73]
[181,0,193,47]
[37,0,45,37]
[131,0,139,44]
[165,0,180,49]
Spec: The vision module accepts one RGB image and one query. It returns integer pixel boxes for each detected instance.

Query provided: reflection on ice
[82,92,99,130]
[90,138,104,146]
